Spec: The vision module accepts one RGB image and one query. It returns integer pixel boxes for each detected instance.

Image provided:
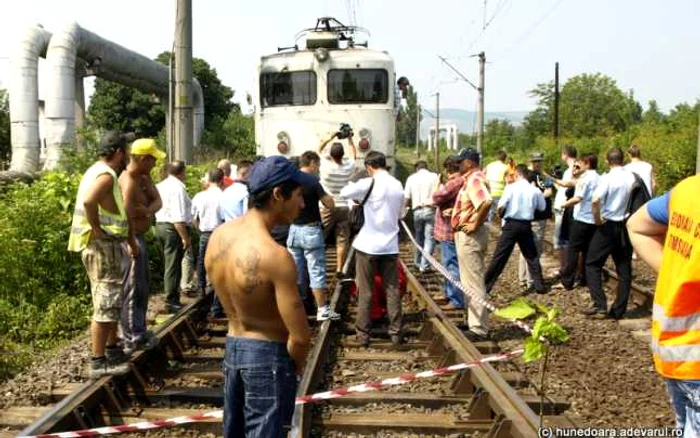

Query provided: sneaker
[90,356,130,379]
[317,307,341,322]
[463,329,490,342]
[124,331,159,355]
[390,335,404,348]
[580,307,607,317]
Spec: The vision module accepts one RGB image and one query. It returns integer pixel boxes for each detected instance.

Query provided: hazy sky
[0,0,698,113]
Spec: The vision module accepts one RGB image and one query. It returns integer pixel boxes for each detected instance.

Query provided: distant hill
[419,108,528,138]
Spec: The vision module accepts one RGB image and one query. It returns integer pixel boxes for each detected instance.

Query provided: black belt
[504,218,532,223]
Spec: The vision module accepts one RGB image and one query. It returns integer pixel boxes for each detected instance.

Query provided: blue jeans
[223,337,297,438]
[287,225,326,290]
[121,233,150,346]
[413,207,436,271]
[198,231,212,295]
[666,378,700,436]
[440,240,463,308]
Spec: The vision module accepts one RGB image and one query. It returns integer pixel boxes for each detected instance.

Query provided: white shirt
[404,168,439,209]
[320,152,356,204]
[624,160,653,196]
[155,175,191,223]
[191,186,224,232]
[554,165,574,209]
[340,169,405,255]
[498,178,546,221]
[593,166,636,222]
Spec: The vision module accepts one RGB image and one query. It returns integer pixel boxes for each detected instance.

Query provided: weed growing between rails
[495,298,569,428]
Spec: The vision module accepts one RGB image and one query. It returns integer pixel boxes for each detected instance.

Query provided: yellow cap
[130,138,166,160]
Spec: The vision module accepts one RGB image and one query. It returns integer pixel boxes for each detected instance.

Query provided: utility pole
[476,52,485,155]
[554,62,560,144]
[435,92,440,170]
[415,103,421,157]
[174,0,193,163]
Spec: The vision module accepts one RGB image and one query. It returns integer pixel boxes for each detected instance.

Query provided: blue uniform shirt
[220,182,249,222]
[593,166,636,222]
[573,170,601,224]
[498,178,546,221]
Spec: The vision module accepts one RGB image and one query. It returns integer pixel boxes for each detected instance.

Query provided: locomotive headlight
[277,131,290,154]
[358,128,371,151]
[314,48,329,63]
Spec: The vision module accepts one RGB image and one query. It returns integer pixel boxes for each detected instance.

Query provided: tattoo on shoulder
[235,250,263,295]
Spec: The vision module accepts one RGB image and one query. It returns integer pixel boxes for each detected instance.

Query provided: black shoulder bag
[348,179,375,236]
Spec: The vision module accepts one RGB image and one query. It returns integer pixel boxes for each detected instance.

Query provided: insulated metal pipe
[8,25,52,172]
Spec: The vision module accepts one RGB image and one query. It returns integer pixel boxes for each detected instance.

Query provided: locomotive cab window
[260,71,317,108]
[328,69,389,104]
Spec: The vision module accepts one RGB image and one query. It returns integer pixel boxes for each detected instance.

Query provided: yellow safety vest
[485,160,507,197]
[67,161,128,252]
[652,175,700,380]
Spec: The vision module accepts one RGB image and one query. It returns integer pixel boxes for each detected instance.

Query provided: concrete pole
[74,65,86,150]
[415,103,420,156]
[476,52,485,155]
[435,92,440,170]
[174,0,193,163]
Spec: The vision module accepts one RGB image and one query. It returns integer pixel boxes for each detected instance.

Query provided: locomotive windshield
[328,69,389,104]
[260,71,317,108]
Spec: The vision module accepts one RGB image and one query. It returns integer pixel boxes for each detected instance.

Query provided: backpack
[625,172,651,219]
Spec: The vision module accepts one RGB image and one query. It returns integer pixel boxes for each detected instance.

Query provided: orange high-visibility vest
[652,175,700,380]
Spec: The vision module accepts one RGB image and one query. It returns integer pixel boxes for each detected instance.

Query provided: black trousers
[485,219,545,293]
[355,251,402,339]
[561,220,598,289]
[585,221,632,318]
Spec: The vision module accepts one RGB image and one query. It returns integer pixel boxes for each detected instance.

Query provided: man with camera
[318,124,357,276]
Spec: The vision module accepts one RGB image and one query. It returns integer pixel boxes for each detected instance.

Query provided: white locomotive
[254,17,405,168]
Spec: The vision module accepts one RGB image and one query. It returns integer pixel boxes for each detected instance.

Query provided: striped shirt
[451,169,491,229]
[320,153,356,204]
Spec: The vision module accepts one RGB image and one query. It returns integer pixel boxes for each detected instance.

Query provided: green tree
[560,73,640,137]
[523,74,641,139]
[220,109,255,159]
[642,99,665,125]
[0,89,10,165]
[484,118,516,156]
[88,80,165,136]
[396,86,421,146]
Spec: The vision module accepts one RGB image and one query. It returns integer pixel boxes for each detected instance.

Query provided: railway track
[540,236,654,312]
[5,244,578,438]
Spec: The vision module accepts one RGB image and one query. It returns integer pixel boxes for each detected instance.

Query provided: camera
[336,123,353,140]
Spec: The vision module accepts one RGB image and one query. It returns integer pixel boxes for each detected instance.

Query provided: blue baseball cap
[456,147,480,164]
[247,156,318,195]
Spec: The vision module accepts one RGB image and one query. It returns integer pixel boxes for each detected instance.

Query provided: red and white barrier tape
[21,349,522,437]
[400,220,533,334]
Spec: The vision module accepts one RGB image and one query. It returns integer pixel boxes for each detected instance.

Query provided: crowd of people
[71,128,700,436]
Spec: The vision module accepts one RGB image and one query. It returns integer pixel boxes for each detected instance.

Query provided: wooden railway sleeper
[72,405,92,430]
[451,368,476,394]
[183,319,200,347]
[427,333,447,356]
[486,414,512,438]
[468,388,493,419]
[418,319,435,341]
[438,348,457,368]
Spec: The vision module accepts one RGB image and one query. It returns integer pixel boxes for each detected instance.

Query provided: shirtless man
[205,156,315,437]
[118,138,164,354]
